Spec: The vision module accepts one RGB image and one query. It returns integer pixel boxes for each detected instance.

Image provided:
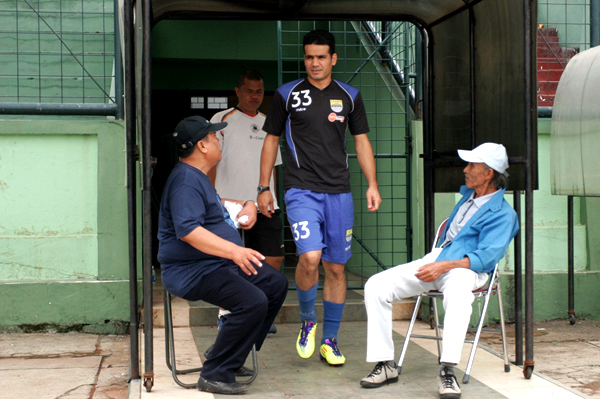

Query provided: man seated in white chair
[360,143,519,399]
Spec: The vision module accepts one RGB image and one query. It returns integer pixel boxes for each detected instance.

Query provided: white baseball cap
[457,143,509,177]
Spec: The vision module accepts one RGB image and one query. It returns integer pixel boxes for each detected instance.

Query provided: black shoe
[204,344,214,359]
[268,324,277,334]
[197,376,248,395]
[234,366,254,377]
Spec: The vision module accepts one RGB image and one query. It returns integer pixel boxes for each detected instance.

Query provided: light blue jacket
[436,185,520,274]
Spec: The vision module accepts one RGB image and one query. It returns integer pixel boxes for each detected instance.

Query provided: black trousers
[182,261,288,383]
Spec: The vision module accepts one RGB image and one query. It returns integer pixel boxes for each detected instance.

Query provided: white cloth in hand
[223,201,244,229]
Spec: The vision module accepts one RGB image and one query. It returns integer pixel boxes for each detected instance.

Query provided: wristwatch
[257,185,270,194]
[243,200,259,211]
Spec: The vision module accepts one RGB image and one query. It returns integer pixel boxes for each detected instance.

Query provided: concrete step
[537,93,555,107]
[538,81,559,92]
[537,46,578,59]
[188,289,370,326]
[538,57,571,71]
[152,281,416,328]
[538,27,559,41]
[537,81,558,106]
[537,68,564,83]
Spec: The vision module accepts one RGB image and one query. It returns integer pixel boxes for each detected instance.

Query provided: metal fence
[537,0,591,108]
[539,0,591,50]
[277,20,420,288]
[0,0,118,114]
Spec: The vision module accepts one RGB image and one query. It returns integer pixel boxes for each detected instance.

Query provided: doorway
[149,20,419,287]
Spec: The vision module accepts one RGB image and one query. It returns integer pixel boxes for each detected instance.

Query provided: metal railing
[537,0,592,114]
[358,21,421,115]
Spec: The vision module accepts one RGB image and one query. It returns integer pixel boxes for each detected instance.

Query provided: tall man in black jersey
[258,29,381,367]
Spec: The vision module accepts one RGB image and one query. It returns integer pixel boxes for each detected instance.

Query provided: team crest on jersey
[250,123,260,133]
[330,99,343,112]
[346,229,353,242]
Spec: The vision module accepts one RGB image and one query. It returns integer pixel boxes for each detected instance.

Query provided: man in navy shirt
[158,116,288,394]
[259,29,381,367]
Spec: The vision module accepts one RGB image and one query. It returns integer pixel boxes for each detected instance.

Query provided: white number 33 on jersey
[291,90,312,108]
[292,221,310,240]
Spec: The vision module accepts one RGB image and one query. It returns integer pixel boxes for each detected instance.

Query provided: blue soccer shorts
[284,188,354,264]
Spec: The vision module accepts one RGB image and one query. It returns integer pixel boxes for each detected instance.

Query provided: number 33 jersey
[262,78,370,194]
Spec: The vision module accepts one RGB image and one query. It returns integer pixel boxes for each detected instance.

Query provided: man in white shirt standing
[210,70,284,334]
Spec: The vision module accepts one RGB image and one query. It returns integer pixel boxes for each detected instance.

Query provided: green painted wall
[581,196,600,271]
[1,281,129,333]
[0,118,129,332]
[152,21,279,61]
[0,130,98,279]
[152,58,279,91]
[151,20,280,91]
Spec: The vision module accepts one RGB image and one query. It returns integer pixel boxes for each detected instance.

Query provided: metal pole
[114,0,124,120]
[469,6,476,146]
[142,0,154,392]
[277,21,283,87]
[513,190,523,365]
[404,22,413,262]
[415,29,423,114]
[568,196,576,324]
[523,0,536,379]
[123,0,139,382]
[591,0,600,47]
[420,26,434,250]
[0,102,117,115]
[419,26,435,325]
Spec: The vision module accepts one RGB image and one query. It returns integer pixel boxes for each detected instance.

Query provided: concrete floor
[140,319,593,399]
[141,280,600,399]
[2,319,596,399]
[3,284,597,399]
[478,319,600,398]
[0,333,129,399]
[190,321,508,399]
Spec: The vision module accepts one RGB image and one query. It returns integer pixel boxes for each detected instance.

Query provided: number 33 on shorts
[292,221,310,240]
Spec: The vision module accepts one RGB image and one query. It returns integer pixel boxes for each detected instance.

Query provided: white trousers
[364,248,489,365]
